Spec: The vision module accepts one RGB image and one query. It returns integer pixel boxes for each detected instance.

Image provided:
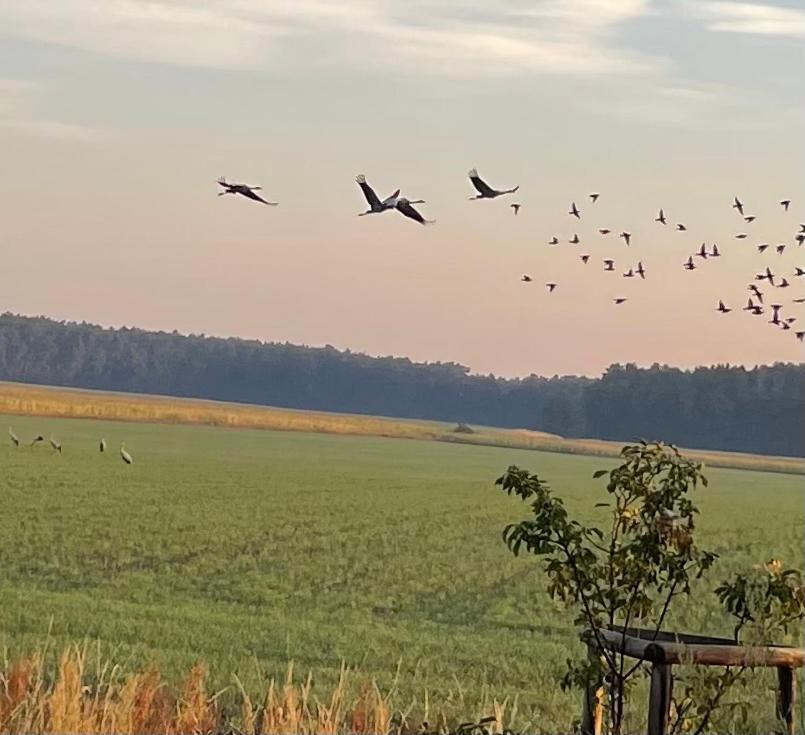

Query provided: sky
[0,0,803,378]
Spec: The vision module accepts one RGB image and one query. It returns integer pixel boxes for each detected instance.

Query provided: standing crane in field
[467,168,519,200]
[30,435,44,446]
[50,436,62,453]
[120,442,133,465]
[99,438,107,453]
[216,177,277,206]
[8,427,19,447]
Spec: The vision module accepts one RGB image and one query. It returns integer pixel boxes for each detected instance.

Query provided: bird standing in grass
[120,443,133,465]
[30,435,44,446]
[50,436,62,454]
[8,427,19,447]
[100,438,107,453]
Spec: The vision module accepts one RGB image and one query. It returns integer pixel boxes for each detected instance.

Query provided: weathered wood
[596,628,805,668]
[647,663,673,735]
[581,643,604,735]
[776,666,796,735]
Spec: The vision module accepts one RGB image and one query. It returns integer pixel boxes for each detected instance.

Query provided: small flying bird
[756,266,775,284]
[655,209,667,225]
[794,267,805,277]
[800,224,805,233]
[717,300,731,313]
[683,256,696,271]
[604,259,615,271]
[8,427,19,447]
[696,243,708,259]
[623,268,634,278]
[49,436,62,454]
[796,331,805,341]
[636,261,646,279]
[548,236,560,245]
[777,278,790,288]
[777,244,787,255]
[744,215,756,223]
[735,233,748,239]
[613,297,628,305]
[569,233,580,244]
[467,168,518,199]
[785,317,797,324]
[757,244,769,253]
[769,304,782,325]
[619,231,632,246]
[733,197,744,215]
[99,438,106,453]
[794,298,805,303]
[30,435,44,446]
[676,223,687,232]
[581,254,590,264]
[395,197,433,225]
[521,274,532,282]
[120,442,133,465]
[796,234,805,246]
[781,321,792,331]
[710,244,721,257]
[749,284,764,302]
[780,199,791,211]
[511,203,521,215]
[599,228,611,235]
[743,298,757,312]
[569,201,581,219]
[590,193,600,203]
[546,282,557,292]
[355,175,401,215]
[217,177,277,206]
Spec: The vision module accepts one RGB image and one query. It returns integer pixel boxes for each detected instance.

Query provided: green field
[1,412,803,732]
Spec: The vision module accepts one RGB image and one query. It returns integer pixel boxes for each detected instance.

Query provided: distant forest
[0,313,802,457]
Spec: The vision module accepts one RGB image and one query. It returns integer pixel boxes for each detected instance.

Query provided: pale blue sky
[0,1,803,377]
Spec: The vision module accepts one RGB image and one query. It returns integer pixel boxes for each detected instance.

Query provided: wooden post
[581,643,604,735]
[776,666,796,735]
[648,663,673,735]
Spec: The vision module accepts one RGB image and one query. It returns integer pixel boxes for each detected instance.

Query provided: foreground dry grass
[1,381,802,475]
[0,644,516,735]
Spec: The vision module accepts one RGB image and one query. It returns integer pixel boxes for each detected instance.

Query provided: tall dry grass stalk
[0,643,513,734]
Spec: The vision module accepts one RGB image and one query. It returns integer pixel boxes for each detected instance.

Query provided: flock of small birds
[217,170,803,344]
[6,427,133,463]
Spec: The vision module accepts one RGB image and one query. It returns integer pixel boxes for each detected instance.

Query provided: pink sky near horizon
[0,1,803,378]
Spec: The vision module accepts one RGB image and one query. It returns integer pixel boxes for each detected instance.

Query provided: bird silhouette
[100,438,106,453]
[604,259,615,271]
[793,297,805,303]
[749,284,764,303]
[30,435,44,446]
[696,243,708,259]
[777,278,790,288]
[776,244,787,255]
[120,442,133,465]
[656,209,667,225]
[757,244,770,253]
[683,256,696,271]
[676,223,687,232]
[511,203,521,215]
[546,282,557,292]
[599,228,612,235]
[217,177,277,205]
[796,234,805,246]
[521,274,532,282]
[355,175,403,215]
[794,267,805,277]
[636,261,646,279]
[49,436,62,454]
[619,232,632,246]
[613,297,627,305]
[549,236,560,245]
[623,268,634,278]
[581,254,591,264]
[590,193,600,203]
[8,427,19,447]
[717,300,731,313]
[467,169,518,199]
[395,198,433,225]
[744,215,756,223]
[569,234,580,244]
[710,244,721,257]
[796,331,805,341]
[735,233,748,239]
[780,199,791,211]
[569,201,580,219]
[733,197,744,215]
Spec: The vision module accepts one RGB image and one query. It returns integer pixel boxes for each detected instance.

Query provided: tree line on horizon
[0,313,802,457]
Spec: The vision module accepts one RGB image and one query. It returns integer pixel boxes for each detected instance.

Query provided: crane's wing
[381,189,401,206]
[355,175,383,210]
[468,168,497,197]
[396,199,429,225]
[242,188,277,205]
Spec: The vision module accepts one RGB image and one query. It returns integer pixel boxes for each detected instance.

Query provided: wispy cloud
[0,0,660,77]
[695,2,805,39]
[0,79,98,141]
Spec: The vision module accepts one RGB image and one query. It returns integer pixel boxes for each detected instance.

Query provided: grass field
[1,407,803,733]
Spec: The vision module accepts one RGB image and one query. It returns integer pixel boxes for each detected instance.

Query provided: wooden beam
[776,666,796,735]
[648,663,673,735]
[581,643,604,735]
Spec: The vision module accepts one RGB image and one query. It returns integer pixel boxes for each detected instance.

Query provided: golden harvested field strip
[1,380,803,475]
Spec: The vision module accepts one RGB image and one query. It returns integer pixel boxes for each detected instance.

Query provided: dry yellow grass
[0,644,518,735]
[1,380,802,475]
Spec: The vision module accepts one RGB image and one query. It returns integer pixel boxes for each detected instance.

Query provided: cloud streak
[0,0,659,77]
[695,2,805,39]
